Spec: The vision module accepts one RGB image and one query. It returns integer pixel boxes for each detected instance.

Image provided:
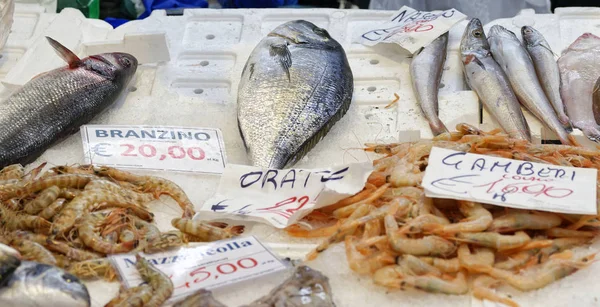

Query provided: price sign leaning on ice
[422,147,598,215]
[80,125,226,174]
[201,163,373,228]
[357,6,466,53]
[110,236,286,304]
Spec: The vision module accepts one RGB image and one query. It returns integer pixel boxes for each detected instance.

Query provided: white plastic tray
[2,5,600,307]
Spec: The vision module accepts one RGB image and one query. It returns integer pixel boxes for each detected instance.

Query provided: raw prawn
[171,218,244,242]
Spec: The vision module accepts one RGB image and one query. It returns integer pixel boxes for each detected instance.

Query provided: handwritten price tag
[80,125,226,174]
[422,147,597,214]
[200,163,373,228]
[110,236,287,304]
[357,6,466,53]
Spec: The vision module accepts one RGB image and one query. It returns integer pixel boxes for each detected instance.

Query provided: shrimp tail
[467,264,492,274]
[227,225,245,235]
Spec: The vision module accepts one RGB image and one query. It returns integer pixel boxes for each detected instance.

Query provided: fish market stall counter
[1,4,600,307]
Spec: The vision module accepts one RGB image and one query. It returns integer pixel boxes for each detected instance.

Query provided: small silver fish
[558,33,600,142]
[460,19,531,141]
[0,243,90,307]
[488,25,571,144]
[522,26,572,131]
[238,20,353,169]
[410,33,449,136]
[243,265,335,307]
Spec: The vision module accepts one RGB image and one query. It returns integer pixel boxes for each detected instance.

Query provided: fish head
[86,52,138,87]
[460,18,490,54]
[488,25,519,43]
[268,20,337,48]
[521,26,543,46]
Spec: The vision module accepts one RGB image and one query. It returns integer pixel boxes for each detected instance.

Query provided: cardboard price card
[200,162,374,228]
[110,236,287,304]
[357,6,466,53]
[422,147,598,215]
[81,125,227,174]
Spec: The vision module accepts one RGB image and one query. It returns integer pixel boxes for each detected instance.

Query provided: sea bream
[410,33,449,136]
[0,37,137,168]
[488,25,571,144]
[521,26,572,131]
[558,33,600,142]
[460,19,531,141]
[237,20,353,169]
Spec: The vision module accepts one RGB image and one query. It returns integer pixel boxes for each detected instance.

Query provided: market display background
[1,4,600,306]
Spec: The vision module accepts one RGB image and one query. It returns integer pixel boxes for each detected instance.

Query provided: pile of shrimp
[291,123,600,307]
[0,164,244,292]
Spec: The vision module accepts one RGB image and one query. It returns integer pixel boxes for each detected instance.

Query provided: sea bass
[410,33,449,136]
[521,26,572,131]
[460,19,531,141]
[238,20,353,169]
[0,244,90,307]
[558,33,600,142]
[0,37,137,168]
[488,25,571,144]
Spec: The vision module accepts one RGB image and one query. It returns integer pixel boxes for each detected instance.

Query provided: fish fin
[581,126,600,143]
[248,63,255,80]
[237,118,248,150]
[46,37,81,68]
[269,43,292,81]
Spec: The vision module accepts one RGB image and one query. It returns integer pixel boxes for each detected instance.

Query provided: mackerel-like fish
[410,33,449,136]
[238,20,353,169]
[522,26,572,131]
[0,37,137,168]
[558,33,600,142]
[488,25,571,144]
[460,19,531,141]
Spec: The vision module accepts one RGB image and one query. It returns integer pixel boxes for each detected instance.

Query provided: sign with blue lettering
[422,147,597,214]
[200,163,373,228]
[80,125,227,174]
[110,236,286,304]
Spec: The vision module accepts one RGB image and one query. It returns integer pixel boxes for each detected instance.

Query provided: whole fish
[243,265,335,307]
[460,19,531,141]
[238,20,353,169]
[488,25,571,144]
[522,26,572,131]
[558,33,600,142]
[0,244,90,307]
[0,37,138,168]
[410,33,449,136]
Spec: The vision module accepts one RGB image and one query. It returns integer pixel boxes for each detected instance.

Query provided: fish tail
[430,120,449,136]
[559,115,573,132]
[582,126,600,143]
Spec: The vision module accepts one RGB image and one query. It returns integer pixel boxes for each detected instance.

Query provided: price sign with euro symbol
[80,125,227,174]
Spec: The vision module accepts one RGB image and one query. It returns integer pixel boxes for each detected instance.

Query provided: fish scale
[238,20,353,169]
[0,37,137,168]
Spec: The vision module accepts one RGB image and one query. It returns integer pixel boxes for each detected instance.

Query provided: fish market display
[244,265,335,307]
[488,25,571,145]
[0,243,90,307]
[459,19,531,141]
[0,37,138,169]
[238,20,353,169]
[0,163,245,305]
[298,123,599,307]
[521,26,572,131]
[558,33,600,142]
[410,33,449,136]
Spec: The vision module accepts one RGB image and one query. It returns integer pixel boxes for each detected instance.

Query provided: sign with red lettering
[110,236,286,304]
[357,6,466,53]
[80,125,226,174]
[422,147,597,214]
[200,163,373,228]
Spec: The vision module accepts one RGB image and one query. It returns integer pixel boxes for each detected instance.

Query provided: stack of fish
[412,18,600,145]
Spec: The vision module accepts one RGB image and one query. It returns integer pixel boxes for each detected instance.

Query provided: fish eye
[313,27,328,37]
[119,57,132,67]
[473,30,482,38]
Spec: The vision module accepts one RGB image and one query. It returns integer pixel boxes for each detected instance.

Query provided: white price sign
[422,147,598,214]
[81,125,227,174]
[110,236,287,304]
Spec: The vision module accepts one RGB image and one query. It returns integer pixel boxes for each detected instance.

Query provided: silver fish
[410,33,449,136]
[0,244,90,307]
[488,25,571,144]
[521,26,572,132]
[243,265,335,307]
[238,20,353,169]
[558,33,600,142]
[0,37,137,168]
[460,19,531,141]
[172,289,226,307]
